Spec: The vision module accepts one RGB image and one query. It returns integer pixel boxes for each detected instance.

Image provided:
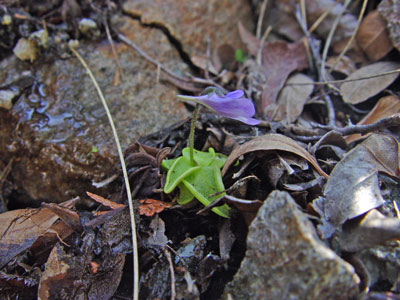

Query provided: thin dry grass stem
[205,37,211,80]
[300,0,307,28]
[308,0,341,34]
[103,15,124,84]
[256,0,269,39]
[288,68,400,86]
[164,248,176,300]
[256,25,272,66]
[117,32,227,92]
[331,0,368,70]
[68,43,139,300]
[320,0,351,83]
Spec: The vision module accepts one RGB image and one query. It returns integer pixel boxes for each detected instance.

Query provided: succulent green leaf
[162,148,230,217]
[182,147,215,166]
[177,182,195,205]
[161,157,178,171]
[214,153,227,169]
[164,156,200,193]
[182,165,230,218]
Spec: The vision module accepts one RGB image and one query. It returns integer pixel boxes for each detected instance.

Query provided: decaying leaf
[356,10,393,62]
[313,133,400,238]
[139,199,172,217]
[222,133,328,179]
[0,198,77,269]
[272,73,314,124]
[38,242,125,300]
[261,40,308,118]
[237,23,308,118]
[86,191,125,210]
[339,209,400,252]
[346,96,400,143]
[341,61,400,104]
[143,216,169,248]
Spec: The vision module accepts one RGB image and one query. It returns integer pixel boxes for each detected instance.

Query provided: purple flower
[177,89,259,125]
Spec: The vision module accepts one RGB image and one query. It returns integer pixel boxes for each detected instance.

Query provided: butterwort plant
[162,87,259,218]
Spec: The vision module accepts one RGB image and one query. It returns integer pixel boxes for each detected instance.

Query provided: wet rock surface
[223,191,360,300]
[0,12,191,205]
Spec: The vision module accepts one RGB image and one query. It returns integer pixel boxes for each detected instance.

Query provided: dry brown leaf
[38,242,125,300]
[356,10,393,62]
[222,133,328,179]
[0,199,76,269]
[238,21,260,57]
[346,95,400,143]
[86,191,125,210]
[326,55,356,76]
[261,0,357,46]
[340,61,400,104]
[261,40,308,118]
[304,0,358,45]
[313,133,400,238]
[139,199,172,217]
[272,73,314,124]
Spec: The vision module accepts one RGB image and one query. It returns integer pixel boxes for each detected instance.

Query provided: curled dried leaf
[139,199,172,217]
[222,133,328,179]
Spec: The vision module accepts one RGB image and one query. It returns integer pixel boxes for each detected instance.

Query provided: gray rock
[122,0,253,59]
[0,89,17,109]
[223,191,360,300]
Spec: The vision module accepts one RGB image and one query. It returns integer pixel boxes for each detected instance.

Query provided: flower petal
[177,89,259,125]
[225,90,244,99]
[232,116,260,125]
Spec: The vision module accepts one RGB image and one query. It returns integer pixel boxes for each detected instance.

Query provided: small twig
[187,76,228,93]
[118,32,227,93]
[290,114,400,143]
[295,5,323,78]
[295,4,337,126]
[117,32,185,82]
[321,114,400,136]
[256,25,272,66]
[320,0,352,82]
[103,14,124,84]
[0,157,13,191]
[331,0,367,70]
[256,0,269,39]
[68,43,139,300]
[163,248,176,300]
[324,94,336,127]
